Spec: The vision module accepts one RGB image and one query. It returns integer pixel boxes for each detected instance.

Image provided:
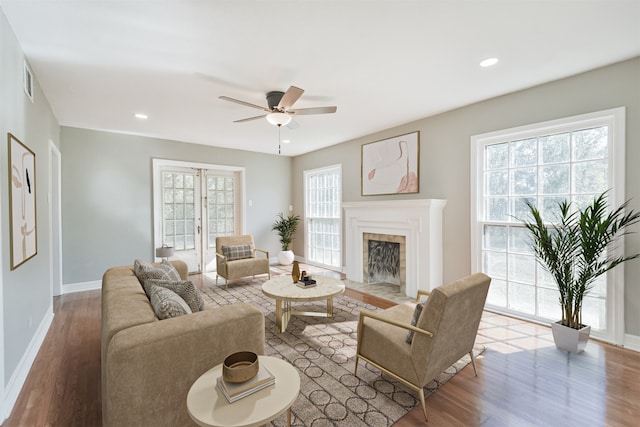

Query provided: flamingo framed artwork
[361,131,419,196]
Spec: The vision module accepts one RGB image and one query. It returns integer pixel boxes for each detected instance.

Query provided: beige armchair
[215,234,270,288]
[355,273,491,421]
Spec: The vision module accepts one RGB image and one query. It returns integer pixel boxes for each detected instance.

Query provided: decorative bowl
[222,351,259,383]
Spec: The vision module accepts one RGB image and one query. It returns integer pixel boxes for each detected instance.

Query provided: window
[305,165,342,269]
[471,108,626,344]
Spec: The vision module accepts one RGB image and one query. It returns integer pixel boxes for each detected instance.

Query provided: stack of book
[217,365,275,403]
[296,278,317,288]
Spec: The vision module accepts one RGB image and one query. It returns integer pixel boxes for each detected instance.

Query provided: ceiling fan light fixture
[266,112,292,126]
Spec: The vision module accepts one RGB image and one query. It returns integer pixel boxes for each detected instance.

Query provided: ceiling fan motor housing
[266,91,285,111]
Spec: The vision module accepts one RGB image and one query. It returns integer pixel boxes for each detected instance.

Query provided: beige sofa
[101,260,265,427]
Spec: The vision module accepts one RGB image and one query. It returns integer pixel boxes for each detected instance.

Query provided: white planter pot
[551,321,591,354]
[277,250,295,266]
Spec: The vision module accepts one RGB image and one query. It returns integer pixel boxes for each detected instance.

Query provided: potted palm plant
[272,213,300,265]
[521,192,640,353]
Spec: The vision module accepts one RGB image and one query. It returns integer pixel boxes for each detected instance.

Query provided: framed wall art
[361,131,419,196]
[8,133,37,270]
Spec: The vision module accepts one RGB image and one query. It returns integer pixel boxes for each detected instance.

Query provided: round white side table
[187,356,300,427]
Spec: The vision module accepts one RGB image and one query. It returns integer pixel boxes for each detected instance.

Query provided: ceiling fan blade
[234,114,267,123]
[219,96,269,112]
[278,86,304,110]
[289,106,337,115]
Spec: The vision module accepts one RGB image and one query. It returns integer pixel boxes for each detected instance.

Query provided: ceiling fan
[219,86,337,127]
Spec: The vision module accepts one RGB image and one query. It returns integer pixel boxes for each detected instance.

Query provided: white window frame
[304,164,342,270]
[470,107,626,345]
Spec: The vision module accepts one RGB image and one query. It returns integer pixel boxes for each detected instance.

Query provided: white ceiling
[2,1,639,156]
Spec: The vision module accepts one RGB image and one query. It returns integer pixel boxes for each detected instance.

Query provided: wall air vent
[24,60,34,102]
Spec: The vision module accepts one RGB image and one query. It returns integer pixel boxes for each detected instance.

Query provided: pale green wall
[292,57,640,336]
[1,9,59,388]
[61,127,292,283]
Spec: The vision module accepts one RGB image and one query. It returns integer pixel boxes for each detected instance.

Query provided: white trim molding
[2,308,54,421]
[624,334,640,352]
[62,280,101,294]
[49,141,63,296]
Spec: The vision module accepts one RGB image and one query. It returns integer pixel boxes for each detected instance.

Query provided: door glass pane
[208,174,236,251]
[162,171,197,258]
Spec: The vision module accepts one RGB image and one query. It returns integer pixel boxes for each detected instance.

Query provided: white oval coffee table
[187,356,300,427]
[261,275,345,333]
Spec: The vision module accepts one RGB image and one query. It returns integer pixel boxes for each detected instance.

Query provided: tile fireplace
[343,199,446,298]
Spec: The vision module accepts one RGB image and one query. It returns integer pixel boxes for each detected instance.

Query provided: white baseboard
[2,307,54,421]
[62,280,101,294]
[624,333,640,352]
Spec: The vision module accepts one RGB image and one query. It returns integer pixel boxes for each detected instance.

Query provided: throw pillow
[134,259,181,284]
[143,279,205,313]
[147,284,192,319]
[221,244,255,261]
[405,302,425,344]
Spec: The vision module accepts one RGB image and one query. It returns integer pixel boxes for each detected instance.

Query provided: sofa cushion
[221,244,254,261]
[133,259,181,284]
[143,279,205,313]
[405,302,424,343]
[147,284,192,319]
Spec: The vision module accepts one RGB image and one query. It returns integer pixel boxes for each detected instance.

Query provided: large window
[471,108,626,344]
[304,165,342,269]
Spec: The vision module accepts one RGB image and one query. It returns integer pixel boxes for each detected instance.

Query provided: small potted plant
[272,213,300,265]
[521,192,640,353]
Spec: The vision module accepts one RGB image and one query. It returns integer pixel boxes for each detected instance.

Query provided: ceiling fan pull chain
[278,124,281,155]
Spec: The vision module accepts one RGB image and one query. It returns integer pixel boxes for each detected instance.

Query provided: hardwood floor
[3,278,639,426]
[3,289,102,427]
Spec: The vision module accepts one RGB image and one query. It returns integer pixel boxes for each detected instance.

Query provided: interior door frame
[49,141,62,296]
[152,159,246,271]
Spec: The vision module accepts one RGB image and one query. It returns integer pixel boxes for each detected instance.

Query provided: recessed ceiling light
[134,113,148,119]
[480,57,499,67]
[282,139,291,144]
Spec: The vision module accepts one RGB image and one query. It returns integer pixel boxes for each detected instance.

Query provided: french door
[153,160,243,273]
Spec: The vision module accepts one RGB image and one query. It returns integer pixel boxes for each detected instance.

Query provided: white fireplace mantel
[343,199,446,297]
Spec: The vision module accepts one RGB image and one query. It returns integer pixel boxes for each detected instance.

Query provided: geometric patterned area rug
[200,275,484,427]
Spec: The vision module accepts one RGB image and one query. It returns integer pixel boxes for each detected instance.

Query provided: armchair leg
[418,388,428,421]
[354,355,359,376]
[469,350,478,376]
[215,274,219,285]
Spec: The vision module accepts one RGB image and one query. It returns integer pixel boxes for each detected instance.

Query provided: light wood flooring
[2,272,639,426]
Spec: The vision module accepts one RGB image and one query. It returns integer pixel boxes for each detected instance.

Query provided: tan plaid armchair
[215,234,270,288]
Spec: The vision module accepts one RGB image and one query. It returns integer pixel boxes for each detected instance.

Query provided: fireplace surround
[343,199,446,297]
